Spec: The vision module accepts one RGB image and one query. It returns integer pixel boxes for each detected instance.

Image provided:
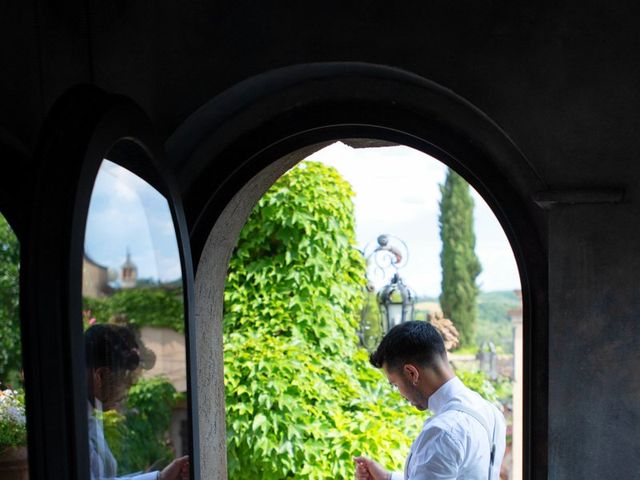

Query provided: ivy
[224,162,424,478]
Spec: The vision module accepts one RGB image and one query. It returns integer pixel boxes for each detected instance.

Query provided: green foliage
[0,215,21,385]
[410,291,520,353]
[83,287,184,332]
[455,370,499,404]
[478,290,520,312]
[0,388,26,450]
[456,370,513,406]
[477,290,521,353]
[224,161,424,479]
[439,169,482,347]
[225,333,422,479]
[450,345,480,355]
[103,377,178,472]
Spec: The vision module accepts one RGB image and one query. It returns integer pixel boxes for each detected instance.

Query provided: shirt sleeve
[130,472,159,480]
[390,472,404,480]
[408,427,464,480]
[90,468,158,480]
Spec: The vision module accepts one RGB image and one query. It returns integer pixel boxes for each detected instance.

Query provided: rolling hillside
[414,290,521,352]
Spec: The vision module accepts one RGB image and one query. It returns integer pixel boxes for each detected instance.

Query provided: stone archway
[167,63,547,479]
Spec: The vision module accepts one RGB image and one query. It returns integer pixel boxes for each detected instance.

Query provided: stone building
[81,254,112,299]
[120,250,138,289]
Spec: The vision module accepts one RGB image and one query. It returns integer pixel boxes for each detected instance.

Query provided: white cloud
[308,142,520,296]
[85,147,519,295]
[84,160,182,283]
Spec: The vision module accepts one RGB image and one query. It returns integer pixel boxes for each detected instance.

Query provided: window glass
[0,213,29,478]
[83,157,189,479]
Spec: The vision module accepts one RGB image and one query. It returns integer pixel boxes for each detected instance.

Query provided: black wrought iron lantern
[362,234,417,337]
[377,272,416,331]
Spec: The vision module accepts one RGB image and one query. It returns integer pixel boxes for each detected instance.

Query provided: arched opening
[81,151,191,478]
[168,63,547,479]
[220,139,524,478]
[19,85,199,479]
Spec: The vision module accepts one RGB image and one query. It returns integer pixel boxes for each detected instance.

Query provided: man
[86,323,189,480]
[354,321,506,480]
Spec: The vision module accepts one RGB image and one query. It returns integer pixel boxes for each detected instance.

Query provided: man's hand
[159,455,189,480]
[353,456,391,480]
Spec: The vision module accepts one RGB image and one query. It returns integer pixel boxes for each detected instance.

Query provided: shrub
[0,216,21,385]
[456,369,512,406]
[103,377,178,472]
[0,389,26,451]
[83,287,184,332]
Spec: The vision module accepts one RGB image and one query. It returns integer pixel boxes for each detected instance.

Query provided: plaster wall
[548,204,640,478]
[140,326,188,393]
[194,144,327,478]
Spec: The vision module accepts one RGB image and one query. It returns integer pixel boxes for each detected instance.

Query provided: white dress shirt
[88,400,159,480]
[391,376,506,480]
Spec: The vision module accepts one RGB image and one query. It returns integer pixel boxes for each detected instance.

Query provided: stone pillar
[509,296,523,480]
[548,205,640,479]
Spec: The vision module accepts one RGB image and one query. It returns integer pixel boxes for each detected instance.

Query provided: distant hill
[478,290,520,322]
[413,300,441,319]
[413,290,520,352]
[477,290,520,352]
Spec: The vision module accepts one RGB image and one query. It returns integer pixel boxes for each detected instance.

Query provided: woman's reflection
[85,324,189,480]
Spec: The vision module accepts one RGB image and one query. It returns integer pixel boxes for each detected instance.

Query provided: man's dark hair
[370,321,446,370]
[85,323,140,374]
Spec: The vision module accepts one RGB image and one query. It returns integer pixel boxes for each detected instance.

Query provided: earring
[412,381,417,386]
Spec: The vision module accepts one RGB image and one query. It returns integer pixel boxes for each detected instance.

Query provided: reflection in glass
[0,214,29,479]
[83,159,189,480]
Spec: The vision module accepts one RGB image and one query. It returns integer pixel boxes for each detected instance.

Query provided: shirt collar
[88,398,104,412]
[428,376,463,414]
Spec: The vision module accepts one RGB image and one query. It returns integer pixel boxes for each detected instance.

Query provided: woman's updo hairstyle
[85,323,141,374]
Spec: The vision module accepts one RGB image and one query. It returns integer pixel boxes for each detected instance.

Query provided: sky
[84,160,182,285]
[307,142,520,297]
[83,146,520,296]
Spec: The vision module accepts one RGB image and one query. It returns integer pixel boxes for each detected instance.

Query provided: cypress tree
[438,168,482,347]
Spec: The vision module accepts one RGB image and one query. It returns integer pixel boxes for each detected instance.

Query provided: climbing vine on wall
[223,161,424,479]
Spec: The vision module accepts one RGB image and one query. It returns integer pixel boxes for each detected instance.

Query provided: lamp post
[363,234,416,335]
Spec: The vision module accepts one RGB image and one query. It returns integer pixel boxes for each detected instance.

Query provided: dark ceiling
[3,1,640,188]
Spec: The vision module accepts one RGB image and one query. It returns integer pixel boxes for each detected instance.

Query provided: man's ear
[93,367,109,390]
[403,364,420,383]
